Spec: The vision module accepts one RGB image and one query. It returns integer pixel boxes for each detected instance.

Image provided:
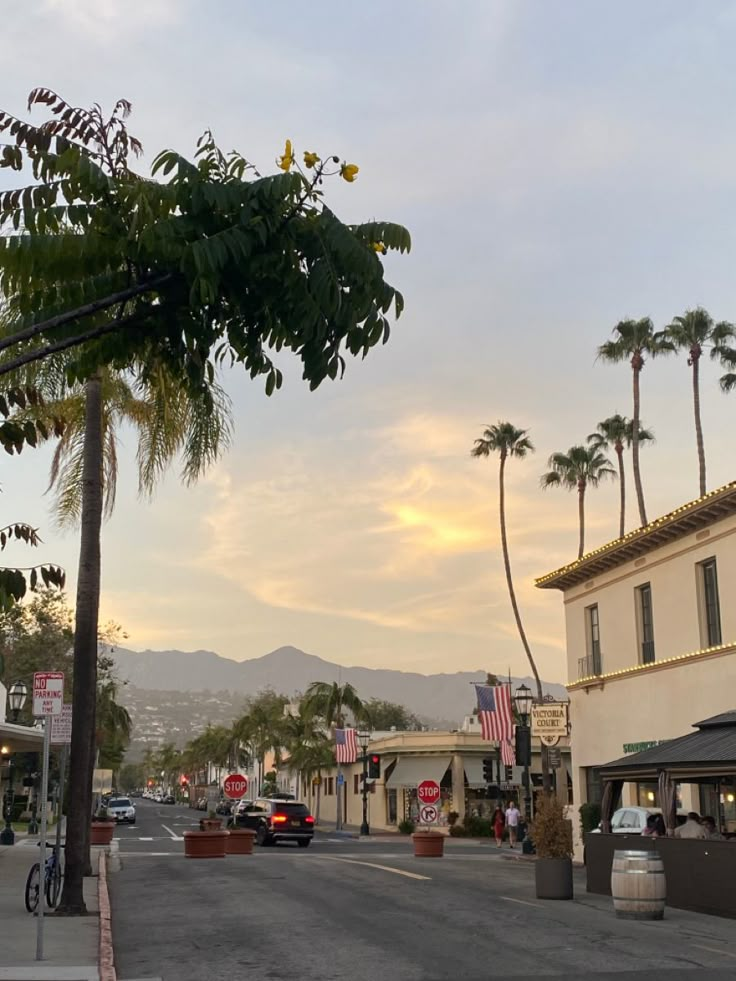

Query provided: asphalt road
[109,800,736,981]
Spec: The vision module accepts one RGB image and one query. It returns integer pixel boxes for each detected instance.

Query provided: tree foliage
[360,698,421,730]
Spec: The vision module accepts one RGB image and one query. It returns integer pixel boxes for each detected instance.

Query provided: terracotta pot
[412,831,445,857]
[184,830,229,858]
[90,821,116,846]
[226,829,256,855]
[199,818,222,831]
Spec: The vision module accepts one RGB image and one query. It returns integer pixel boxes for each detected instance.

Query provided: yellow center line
[692,944,736,960]
[323,857,431,881]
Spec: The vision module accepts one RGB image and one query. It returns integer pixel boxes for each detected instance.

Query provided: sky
[2,0,736,683]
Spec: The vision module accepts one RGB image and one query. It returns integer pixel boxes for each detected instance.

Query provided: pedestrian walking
[492,805,505,848]
[505,800,520,848]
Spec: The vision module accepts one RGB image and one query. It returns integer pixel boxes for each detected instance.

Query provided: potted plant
[226,827,256,855]
[410,814,445,858]
[530,794,574,900]
[185,808,229,858]
[199,809,222,832]
[90,807,116,846]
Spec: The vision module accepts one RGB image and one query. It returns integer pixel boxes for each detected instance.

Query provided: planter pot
[199,818,222,831]
[226,829,256,855]
[412,831,445,858]
[184,830,229,858]
[535,856,573,900]
[90,821,115,846]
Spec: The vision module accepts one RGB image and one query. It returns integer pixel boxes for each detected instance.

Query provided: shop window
[353,774,360,794]
[585,766,602,805]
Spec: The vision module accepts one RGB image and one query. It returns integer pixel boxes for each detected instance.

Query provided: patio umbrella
[600,780,615,833]
[657,769,677,835]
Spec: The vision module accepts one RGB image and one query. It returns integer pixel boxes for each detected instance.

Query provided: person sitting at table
[674,812,707,839]
[702,815,724,840]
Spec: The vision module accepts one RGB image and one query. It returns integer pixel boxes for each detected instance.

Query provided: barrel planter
[226,829,256,855]
[90,821,115,846]
[412,831,445,857]
[184,830,229,858]
[199,817,222,831]
[611,849,666,920]
[535,857,573,900]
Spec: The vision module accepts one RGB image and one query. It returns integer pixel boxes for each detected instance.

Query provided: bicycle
[24,843,64,914]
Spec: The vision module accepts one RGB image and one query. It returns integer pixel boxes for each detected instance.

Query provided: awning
[0,721,44,753]
[385,756,451,788]
[464,758,485,787]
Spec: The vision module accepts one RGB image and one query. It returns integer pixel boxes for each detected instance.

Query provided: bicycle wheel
[45,860,62,908]
[24,863,40,913]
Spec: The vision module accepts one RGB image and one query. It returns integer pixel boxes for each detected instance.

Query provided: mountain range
[112,645,567,728]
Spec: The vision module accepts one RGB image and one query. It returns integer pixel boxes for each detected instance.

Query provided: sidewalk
[0,842,100,981]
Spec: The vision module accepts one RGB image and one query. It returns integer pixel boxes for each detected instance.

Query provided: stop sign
[223,774,248,799]
[417,780,440,805]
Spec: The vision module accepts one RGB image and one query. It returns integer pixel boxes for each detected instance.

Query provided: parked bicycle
[24,843,64,913]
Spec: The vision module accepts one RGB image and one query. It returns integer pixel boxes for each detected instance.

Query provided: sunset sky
[3,1,736,683]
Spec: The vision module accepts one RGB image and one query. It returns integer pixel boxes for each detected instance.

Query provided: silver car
[107,796,136,824]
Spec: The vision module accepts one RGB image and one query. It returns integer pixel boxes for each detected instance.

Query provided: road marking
[692,944,736,960]
[161,824,183,841]
[500,896,544,908]
[138,837,154,841]
[120,851,181,857]
[325,857,431,881]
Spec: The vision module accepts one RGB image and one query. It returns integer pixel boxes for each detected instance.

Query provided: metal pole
[360,746,369,836]
[36,717,51,962]
[55,744,68,866]
[523,720,532,822]
[0,755,15,845]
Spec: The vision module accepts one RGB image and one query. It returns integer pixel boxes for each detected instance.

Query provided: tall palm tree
[302,681,363,830]
[282,712,333,822]
[664,308,734,496]
[587,416,655,539]
[471,422,549,791]
[541,446,616,559]
[598,319,672,526]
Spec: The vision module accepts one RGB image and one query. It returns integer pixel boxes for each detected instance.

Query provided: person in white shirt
[674,812,707,840]
[505,801,521,848]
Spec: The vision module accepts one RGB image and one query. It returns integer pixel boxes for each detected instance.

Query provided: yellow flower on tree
[278,139,295,172]
[340,163,359,183]
[303,151,320,169]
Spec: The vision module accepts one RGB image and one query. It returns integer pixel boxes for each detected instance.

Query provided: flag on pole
[500,737,516,767]
[474,683,513,741]
[335,728,357,763]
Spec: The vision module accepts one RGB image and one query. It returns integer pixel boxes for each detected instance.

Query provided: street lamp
[357,729,371,836]
[1,680,29,845]
[514,683,533,824]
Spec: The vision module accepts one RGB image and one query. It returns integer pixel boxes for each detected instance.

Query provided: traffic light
[515,726,532,767]
[504,765,514,782]
[482,757,494,783]
[368,754,381,779]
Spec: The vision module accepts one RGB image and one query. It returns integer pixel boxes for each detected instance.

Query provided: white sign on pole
[50,704,72,744]
[419,804,439,825]
[32,672,64,717]
[531,702,568,740]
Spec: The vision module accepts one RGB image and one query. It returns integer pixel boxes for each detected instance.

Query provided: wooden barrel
[611,849,666,920]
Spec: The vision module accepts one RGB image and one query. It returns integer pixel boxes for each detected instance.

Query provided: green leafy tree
[0,588,72,710]
[360,698,421,730]
[233,690,288,793]
[117,762,144,793]
[541,445,616,559]
[587,415,654,539]
[664,308,734,497]
[598,319,672,526]
[282,710,334,822]
[471,423,550,791]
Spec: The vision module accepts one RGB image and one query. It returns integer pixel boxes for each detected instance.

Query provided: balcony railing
[578,649,602,678]
[641,640,656,664]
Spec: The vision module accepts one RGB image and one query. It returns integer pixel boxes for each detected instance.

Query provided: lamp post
[1,680,29,845]
[358,729,371,836]
[514,683,533,824]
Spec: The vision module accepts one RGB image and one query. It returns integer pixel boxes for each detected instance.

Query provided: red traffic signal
[368,754,380,779]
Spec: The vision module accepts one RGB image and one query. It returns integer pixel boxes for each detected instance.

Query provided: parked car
[106,796,136,824]
[163,794,176,805]
[232,799,254,818]
[236,798,315,847]
[196,796,208,811]
[591,806,686,834]
[215,799,233,816]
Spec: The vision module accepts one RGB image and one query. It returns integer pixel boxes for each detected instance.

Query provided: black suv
[236,797,315,847]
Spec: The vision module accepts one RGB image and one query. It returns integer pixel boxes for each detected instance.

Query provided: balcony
[578,648,602,678]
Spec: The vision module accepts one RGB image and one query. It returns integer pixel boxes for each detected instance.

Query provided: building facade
[536,481,736,843]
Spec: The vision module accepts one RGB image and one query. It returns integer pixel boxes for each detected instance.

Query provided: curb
[98,851,116,981]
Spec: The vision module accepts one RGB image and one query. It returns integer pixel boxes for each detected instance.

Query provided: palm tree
[541,445,616,559]
[587,416,655,538]
[664,308,734,496]
[471,422,550,791]
[598,319,672,526]
[302,681,363,830]
[282,712,334,821]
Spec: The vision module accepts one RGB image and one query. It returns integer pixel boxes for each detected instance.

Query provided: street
[109,800,736,981]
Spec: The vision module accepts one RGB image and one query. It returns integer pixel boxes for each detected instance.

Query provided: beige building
[284,726,571,832]
[536,480,736,842]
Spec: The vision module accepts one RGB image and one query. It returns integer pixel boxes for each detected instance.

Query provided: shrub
[531,794,573,859]
[447,810,460,827]
[462,814,493,838]
[579,801,601,836]
[398,818,416,835]
[449,824,466,837]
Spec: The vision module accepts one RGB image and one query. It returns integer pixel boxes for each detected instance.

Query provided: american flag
[335,728,357,764]
[500,737,516,767]
[474,684,513,742]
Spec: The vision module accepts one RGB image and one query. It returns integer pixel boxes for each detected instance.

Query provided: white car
[107,796,136,824]
[591,806,686,834]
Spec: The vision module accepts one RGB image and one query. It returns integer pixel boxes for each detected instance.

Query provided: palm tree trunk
[692,354,706,497]
[57,375,103,915]
[498,455,550,791]
[577,480,586,559]
[616,445,626,539]
[631,363,648,526]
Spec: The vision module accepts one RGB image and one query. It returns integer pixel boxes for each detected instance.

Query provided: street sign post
[417,780,441,806]
[51,704,72,744]
[223,774,248,799]
[32,672,64,717]
[419,804,438,825]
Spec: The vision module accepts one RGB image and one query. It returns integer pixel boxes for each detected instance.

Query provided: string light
[566,641,734,690]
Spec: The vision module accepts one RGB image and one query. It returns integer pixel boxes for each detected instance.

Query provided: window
[353,774,360,794]
[699,558,722,646]
[637,583,655,663]
[579,604,601,677]
[585,766,602,805]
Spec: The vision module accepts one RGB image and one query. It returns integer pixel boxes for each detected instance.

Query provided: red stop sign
[417,780,440,805]
[223,774,248,799]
